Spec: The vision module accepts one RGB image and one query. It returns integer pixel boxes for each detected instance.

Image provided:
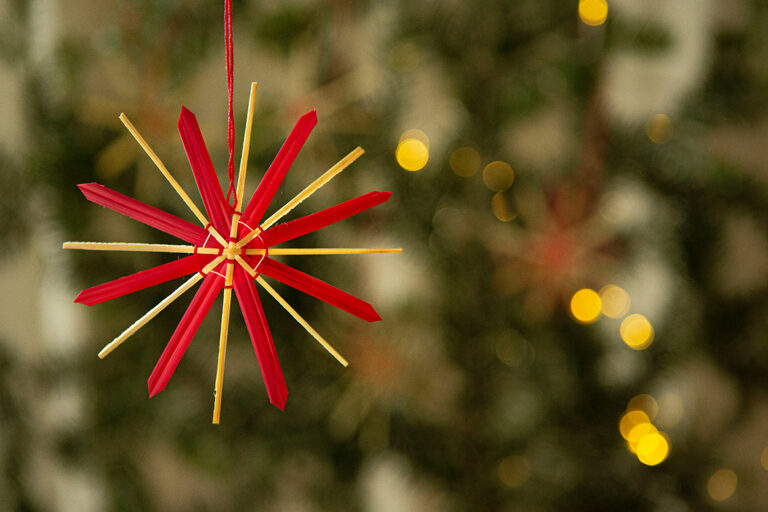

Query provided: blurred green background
[2,0,768,510]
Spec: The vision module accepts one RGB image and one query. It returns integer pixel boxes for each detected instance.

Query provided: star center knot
[223,241,241,260]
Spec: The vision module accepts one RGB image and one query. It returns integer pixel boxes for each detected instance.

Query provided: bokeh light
[627,394,658,421]
[619,403,672,465]
[646,113,672,144]
[619,410,650,440]
[497,455,531,488]
[636,432,669,466]
[450,146,481,177]
[578,0,608,27]
[482,161,515,191]
[620,314,654,350]
[396,131,429,171]
[627,422,658,453]
[707,469,738,502]
[570,288,602,323]
[599,284,630,318]
[492,191,517,222]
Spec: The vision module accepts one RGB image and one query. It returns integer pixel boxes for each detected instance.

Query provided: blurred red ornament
[494,184,625,319]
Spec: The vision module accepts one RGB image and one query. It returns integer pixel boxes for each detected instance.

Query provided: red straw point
[261,258,381,322]
[258,191,392,247]
[75,254,213,306]
[178,107,231,234]
[241,110,317,226]
[148,269,225,397]
[233,267,288,409]
[78,183,208,245]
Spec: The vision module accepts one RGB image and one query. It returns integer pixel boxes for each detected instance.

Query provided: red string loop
[224,0,236,207]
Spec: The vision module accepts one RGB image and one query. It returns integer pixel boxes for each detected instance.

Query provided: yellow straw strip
[212,83,260,423]
[207,225,228,248]
[212,261,235,424]
[245,247,403,256]
[235,82,258,210]
[261,146,364,230]
[63,242,196,254]
[62,243,402,257]
[119,113,210,227]
[256,276,348,367]
[236,147,365,249]
[98,256,225,358]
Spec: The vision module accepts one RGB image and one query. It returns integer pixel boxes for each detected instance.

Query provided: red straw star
[64,83,401,422]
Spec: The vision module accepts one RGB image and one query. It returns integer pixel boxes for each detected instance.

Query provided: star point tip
[73,291,92,306]
[148,383,162,398]
[270,391,288,411]
[179,105,194,120]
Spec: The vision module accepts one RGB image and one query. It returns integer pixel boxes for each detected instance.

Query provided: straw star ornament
[63,82,401,423]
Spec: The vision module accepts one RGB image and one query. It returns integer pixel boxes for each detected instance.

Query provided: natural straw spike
[225,82,259,254]
[212,261,235,424]
[256,276,348,367]
[63,242,196,254]
[99,274,202,358]
[98,256,225,358]
[212,83,260,423]
[235,82,258,209]
[260,146,365,230]
[119,113,211,228]
[245,247,403,256]
[62,243,402,258]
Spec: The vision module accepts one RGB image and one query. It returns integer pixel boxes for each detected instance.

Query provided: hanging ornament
[63,1,401,423]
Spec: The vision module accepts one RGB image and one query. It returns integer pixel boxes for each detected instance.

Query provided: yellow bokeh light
[619,410,650,440]
[599,284,630,318]
[620,314,654,350]
[482,161,515,192]
[627,394,659,421]
[570,288,602,323]
[450,146,481,177]
[646,113,672,144]
[579,0,608,27]
[492,192,517,222]
[627,422,658,453]
[497,455,530,488]
[761,446,768,471]
[396,139,429,171]
[707,469,738,502]
[636,432,670,466]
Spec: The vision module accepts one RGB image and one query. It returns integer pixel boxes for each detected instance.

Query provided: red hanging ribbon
[225,0,236,207]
